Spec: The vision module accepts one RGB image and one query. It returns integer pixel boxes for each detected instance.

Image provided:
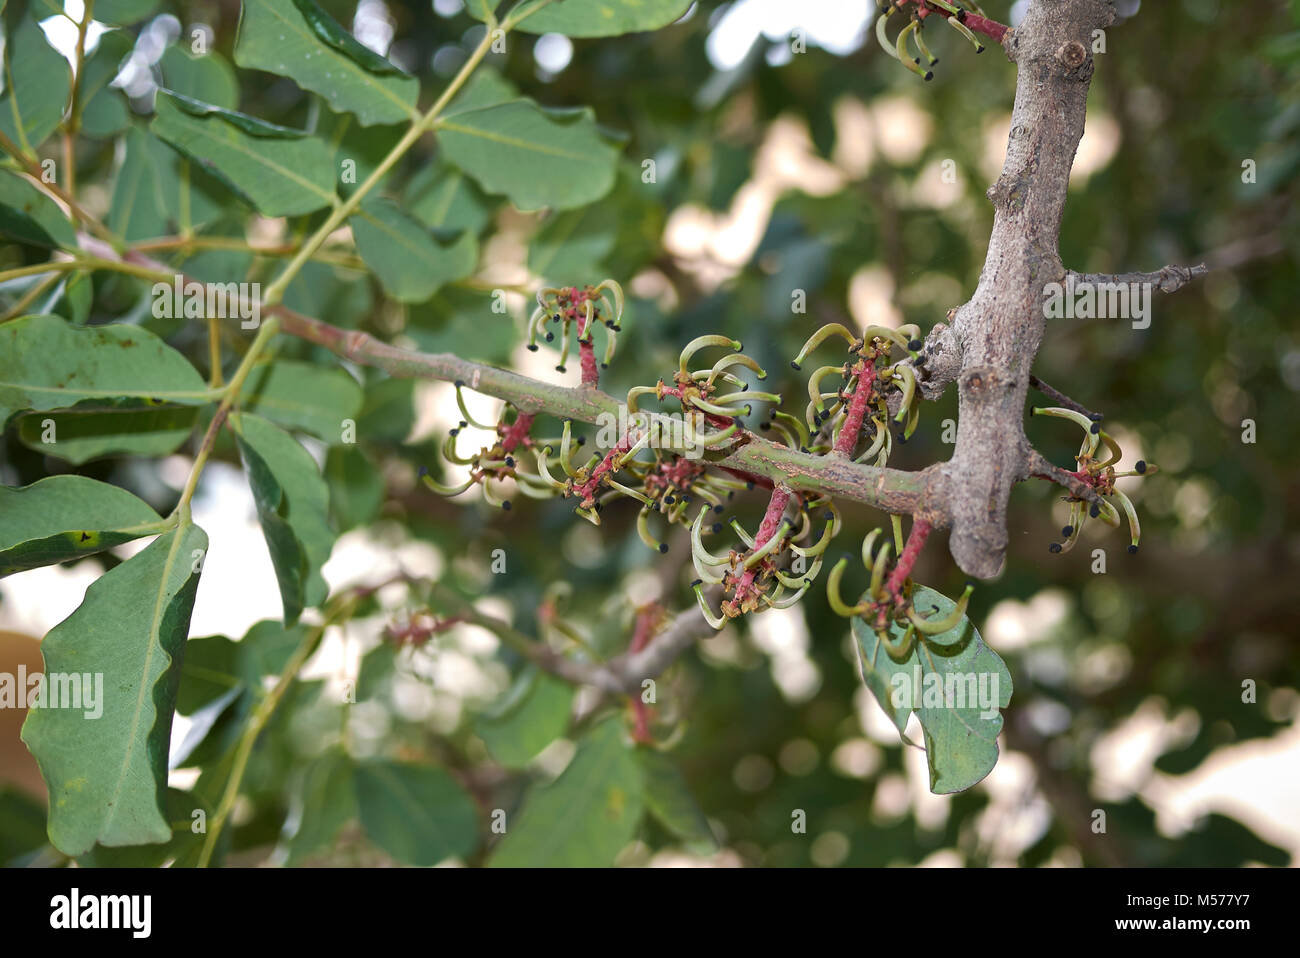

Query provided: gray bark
[923,0,1119,578]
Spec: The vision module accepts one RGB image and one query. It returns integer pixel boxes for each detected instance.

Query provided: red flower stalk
[875,518,932,626]
[833,361,876,458]
[572,430,640,508]
[906,1,1009,43]
[724,485,792,615]
[498,412,535,453]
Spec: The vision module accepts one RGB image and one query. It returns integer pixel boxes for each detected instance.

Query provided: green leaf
[241,359,363,442]
[176,620,304,715]
[353,759,478,866]
[110,127,178,241]
[77,788,209,867]
[852,585,1013,794]
[529,202,618,281]
[356,641,397,701]
[325,444,384,530]
[16,402,200,465]
[351,198,477,302]
[490,716,643,866]
[405,288,517,362]
[0,13,71,153]
[80,30,133,100]
[476,670,574,768]
[478,0,692,37]
[151,91,337,217]
[159,46,239,111]
[284,750,356,865]
[436,101,622,211]
[93,0,161,25]
[109,127,231,238]
[0,787,48,865]
[406,161,493,235]
[80,89,130,139]
[444,67,520,116]
[174,636,242,716]
[356,377,415,443]
[45,271,92,325]
[232,413,335,626]
[21,521,208,856]
[0,314,212,428]
[78,30,136,139]
[235,0,418,126]
[282,259,372,327]
[0,169,78,249]
[638,748,717,847]
[0,475,163,578]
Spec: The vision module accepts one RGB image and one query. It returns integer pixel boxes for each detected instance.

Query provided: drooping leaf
[284,749,356,865]
[490,716,643,866]
[638,748,717,848]
[476,669,574,768]
[0,475,163,577]
[22,522,208,856]
[235,0,418,126]
[353,759,478,866]
[475,0,693,38]
[351,198,477,302]
[151,91,337,217]
[436,101,622,211]
[852,585,1013,794]
[0,169,78,249]
[0,314,211,427]
[232,413,335,626]
[0,13,71,152]
[241,360,363,443]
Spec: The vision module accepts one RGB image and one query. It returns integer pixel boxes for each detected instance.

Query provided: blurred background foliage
[1,0,1298,867]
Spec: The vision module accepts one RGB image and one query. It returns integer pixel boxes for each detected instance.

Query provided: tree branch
[273,307,934,516]
[1028,373,1101,421]
[1065,263,1208,293]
